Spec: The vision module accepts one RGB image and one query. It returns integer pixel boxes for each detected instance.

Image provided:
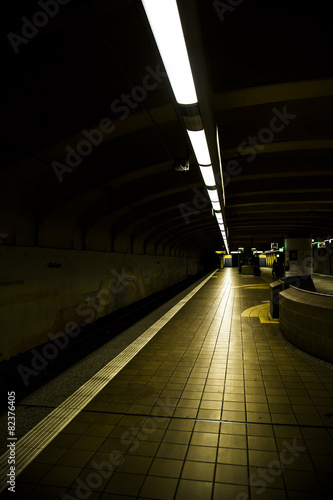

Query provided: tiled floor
[3,268,333,499]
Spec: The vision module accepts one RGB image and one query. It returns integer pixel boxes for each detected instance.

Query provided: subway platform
[1,268,333,500]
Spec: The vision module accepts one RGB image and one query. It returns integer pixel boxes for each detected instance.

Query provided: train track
[0,271,210,409]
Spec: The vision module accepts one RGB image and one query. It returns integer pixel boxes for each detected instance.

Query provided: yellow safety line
[241,301,279,324]
[232,284,270,289]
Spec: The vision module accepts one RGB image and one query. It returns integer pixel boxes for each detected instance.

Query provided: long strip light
[207,189,219,204]
[211,201,221,211]
[141,0,197,105]
[199,165,215,187]
[216,126,225,206]
[142,0,229,252]
[186,129,211,165]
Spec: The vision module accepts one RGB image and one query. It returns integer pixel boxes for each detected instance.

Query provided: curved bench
[269,274,316,319]
[279,286,333,364]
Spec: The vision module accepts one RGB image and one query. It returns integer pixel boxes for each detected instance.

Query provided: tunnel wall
[0,246,201,360]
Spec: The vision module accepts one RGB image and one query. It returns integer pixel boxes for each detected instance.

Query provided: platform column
[284,236,313,277]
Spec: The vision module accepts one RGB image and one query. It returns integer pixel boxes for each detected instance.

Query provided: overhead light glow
[187,129,211,165]
[141,0,197,105]
[216,126,225,205]
[207,189,219,203]
[211,201,221,211]
[142,0,229,250]
[199,165,215,187]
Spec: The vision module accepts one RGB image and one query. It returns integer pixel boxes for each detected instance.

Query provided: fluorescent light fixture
[211,201,221,211]
[215,214,223,222]
[207,189,219,203]
[141,0,197,105]
[199,165,215,187]
[187,129,211,165]
[216,126,225,205]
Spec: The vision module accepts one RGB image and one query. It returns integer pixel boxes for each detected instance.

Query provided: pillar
[284,236,313,277]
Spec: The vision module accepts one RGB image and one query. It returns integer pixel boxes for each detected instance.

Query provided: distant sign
[271,242,278,250]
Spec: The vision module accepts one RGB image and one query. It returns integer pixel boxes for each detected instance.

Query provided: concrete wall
[313,245,333,275]
[279,287,333,363]
[0,246,201,360]
[285,237,313,277]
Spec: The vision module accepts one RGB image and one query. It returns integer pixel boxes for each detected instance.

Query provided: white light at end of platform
[141,0,197,105]
[187,129,211,166]
[207,188,219,203]
[216,214,223,223]
[212,201,221,211]
[199,164,215,187]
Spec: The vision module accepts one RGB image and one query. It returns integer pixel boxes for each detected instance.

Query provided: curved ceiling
[1,0,333,256]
